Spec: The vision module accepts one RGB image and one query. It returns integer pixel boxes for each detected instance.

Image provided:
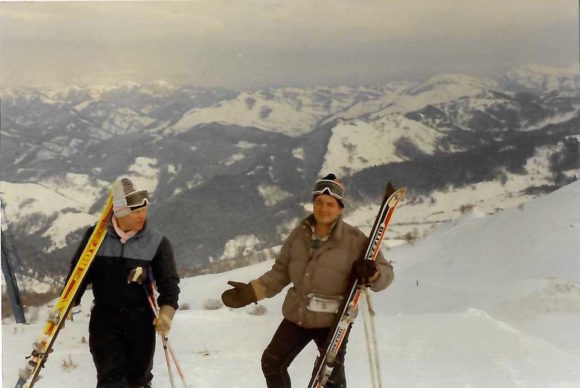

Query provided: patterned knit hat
[112,177,150,217]
[312,173,345,208]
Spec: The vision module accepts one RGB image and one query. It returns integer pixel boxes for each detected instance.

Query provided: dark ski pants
[89,305,155,388]
[261,319,351,388]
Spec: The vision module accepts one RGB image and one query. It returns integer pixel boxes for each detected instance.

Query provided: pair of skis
[308,182,406,388]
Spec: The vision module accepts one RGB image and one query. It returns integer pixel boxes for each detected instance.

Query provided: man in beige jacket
[221,174,394,388]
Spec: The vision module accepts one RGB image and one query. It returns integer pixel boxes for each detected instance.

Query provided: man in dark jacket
[221,174,394,388]
[69,177,180,388]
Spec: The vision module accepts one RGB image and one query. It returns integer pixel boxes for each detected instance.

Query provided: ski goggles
[125,190,150,209]
[312,179,344,201]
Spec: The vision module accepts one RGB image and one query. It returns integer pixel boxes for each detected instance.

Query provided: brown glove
[154,305,176,337]
[221,281,257,308]
[352,258,380,285]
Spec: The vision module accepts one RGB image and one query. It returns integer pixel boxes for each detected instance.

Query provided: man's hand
[221,281,257,308]
[154,305,176,337]
[352,258,379,285]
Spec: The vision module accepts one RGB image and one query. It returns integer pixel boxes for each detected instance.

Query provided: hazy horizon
[1,0,578,90]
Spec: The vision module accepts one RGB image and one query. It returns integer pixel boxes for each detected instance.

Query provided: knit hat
[312,173,345,208]
[112,177,150,217]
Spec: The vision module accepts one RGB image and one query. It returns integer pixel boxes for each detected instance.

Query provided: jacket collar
[303,214,344,242]
[106,218,149,241]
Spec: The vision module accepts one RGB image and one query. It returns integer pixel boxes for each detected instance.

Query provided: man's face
[313,195,343,227]
[117,207,148,232]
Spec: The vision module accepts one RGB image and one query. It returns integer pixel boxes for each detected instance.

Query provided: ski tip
[386,182,396,198]
[386,186,407,207]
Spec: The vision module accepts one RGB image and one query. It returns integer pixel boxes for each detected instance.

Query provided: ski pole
[162,336,176,388]
[144,292,176,388]
[361,286,383,388]
[144,282,188,388]
[147,282,187,386]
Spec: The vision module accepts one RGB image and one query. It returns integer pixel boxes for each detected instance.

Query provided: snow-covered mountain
[319,114,444,176]
[408,88,580,135]
[1,65,578,281]
[500,64,579,94]
[3,181,579,387]
[170,87,368,137]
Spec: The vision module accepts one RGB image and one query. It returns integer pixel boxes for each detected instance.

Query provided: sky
[0,0,579,89]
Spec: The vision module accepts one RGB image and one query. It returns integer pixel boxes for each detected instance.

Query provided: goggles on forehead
[312,179,344,201]
[125,190,150,208]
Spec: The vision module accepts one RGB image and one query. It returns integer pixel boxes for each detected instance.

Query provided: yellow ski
[16,188,113,388]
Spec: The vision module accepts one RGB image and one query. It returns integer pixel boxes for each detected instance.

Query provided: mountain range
[1,64,578,284]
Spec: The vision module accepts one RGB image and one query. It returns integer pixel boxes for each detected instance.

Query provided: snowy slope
[344,142,572,243]
[378,180,580,357]
[3,181,580,387]
[319,82,415,124]
[503,64,579,93]
[170,91,318,136]
[386,180,580,287]
[1,162,160,253]
[1,176,108,251]
[373,74,498,116]
[319,114,444,177]
[321,74,498,124]
[169,87,361,137]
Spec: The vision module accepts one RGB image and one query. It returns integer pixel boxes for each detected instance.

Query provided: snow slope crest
[390,180,580,288]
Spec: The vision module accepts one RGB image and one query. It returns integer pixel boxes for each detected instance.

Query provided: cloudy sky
[1,0,578,89]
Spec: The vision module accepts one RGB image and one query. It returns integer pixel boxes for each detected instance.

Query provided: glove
[221,281,257,308]
[352,258,378,285]
[154,305,176,337]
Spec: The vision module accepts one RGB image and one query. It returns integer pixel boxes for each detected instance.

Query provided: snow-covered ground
[2,181,580,387]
